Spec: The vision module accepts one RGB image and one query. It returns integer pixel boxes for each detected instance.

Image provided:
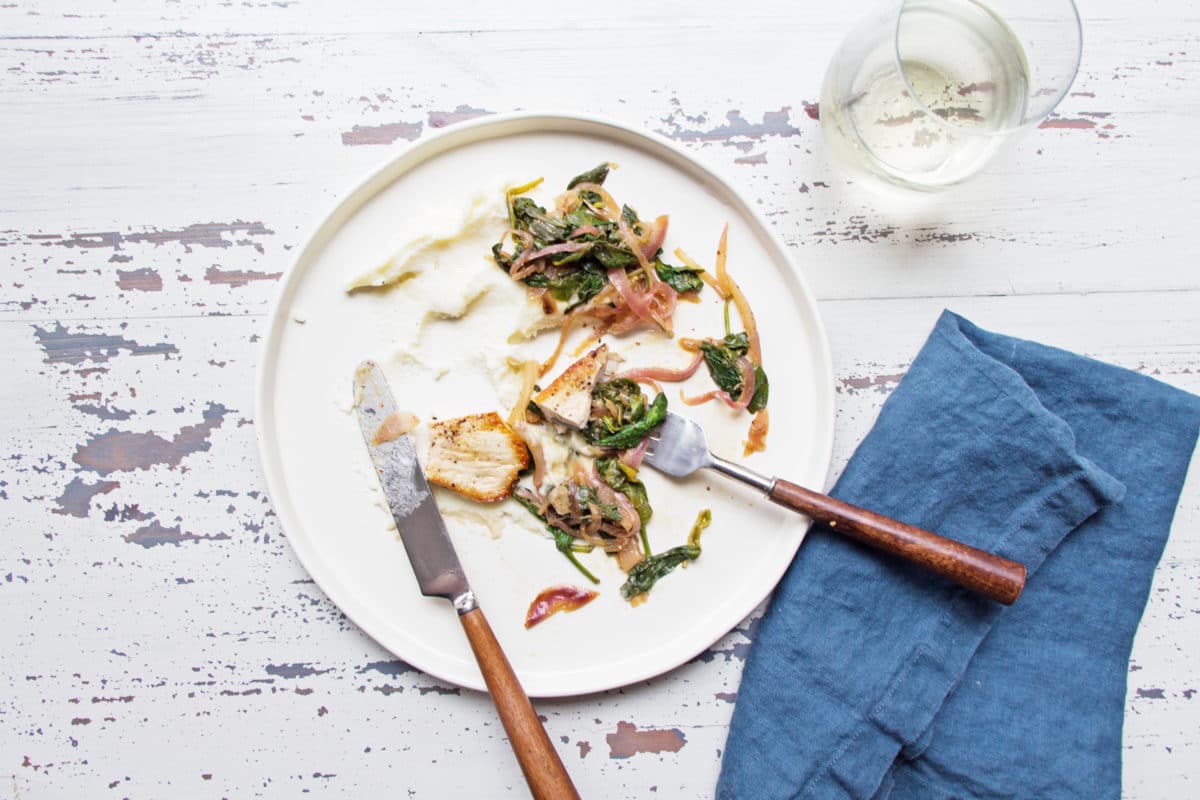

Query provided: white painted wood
[1,0,1197,797]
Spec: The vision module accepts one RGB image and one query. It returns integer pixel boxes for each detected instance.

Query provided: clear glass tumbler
[820,0,1082,189]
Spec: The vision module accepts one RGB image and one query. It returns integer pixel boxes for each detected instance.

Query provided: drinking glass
[820,0,1082,189]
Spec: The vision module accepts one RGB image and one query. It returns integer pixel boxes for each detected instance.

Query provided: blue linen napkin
[717,311,1200,800]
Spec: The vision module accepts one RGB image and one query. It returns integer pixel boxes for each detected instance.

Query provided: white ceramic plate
[255,113,834,697]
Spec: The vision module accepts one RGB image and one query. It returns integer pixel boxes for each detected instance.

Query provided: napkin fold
[717,311,1200,800]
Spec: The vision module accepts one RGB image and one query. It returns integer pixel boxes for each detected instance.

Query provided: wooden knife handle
[458,607,580,800]
[768,479,1026,605]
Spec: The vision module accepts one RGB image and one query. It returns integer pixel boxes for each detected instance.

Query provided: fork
[643,412,1026,604]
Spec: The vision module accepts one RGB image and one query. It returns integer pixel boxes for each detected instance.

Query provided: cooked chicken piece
[534,344,608,429]
[426,412,530,503]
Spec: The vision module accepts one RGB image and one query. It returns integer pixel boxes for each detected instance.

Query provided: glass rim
[891,0,1083,136]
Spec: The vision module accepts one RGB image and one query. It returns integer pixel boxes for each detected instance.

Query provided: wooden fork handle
[769,479,1026,605]
[458,607,580,800]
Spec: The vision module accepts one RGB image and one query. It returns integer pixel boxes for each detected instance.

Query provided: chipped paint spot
[204,266,282,288]
[1039,116,1097,130]
[812,216,898,244]
[1136,687,1166,699]
[715,692,737,703]
[838,372,906,395]
[73,403,229,474]
[116,268,163,292]
[606,721,687,758]
[102,503,153,522]
[341,120,422,146]
[357,659,413,677]
[577,740,591,758]
[692,640,752,664]
[73,400,134,421]
[32,221,273,252]
[266,663,332,679]
[124,521,231,548]
[734,152,767,166]
[659,107,801,149]
[427,104,492,128]
[53,476,119,517]
[417,685,460,696]
[33,323,178,365]
[802,101,819,121]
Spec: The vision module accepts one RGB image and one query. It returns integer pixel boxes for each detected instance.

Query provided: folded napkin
[717,311,1200,800]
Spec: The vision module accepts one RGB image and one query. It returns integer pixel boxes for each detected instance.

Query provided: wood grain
[458,608,580,800]
[769,480,1026,604]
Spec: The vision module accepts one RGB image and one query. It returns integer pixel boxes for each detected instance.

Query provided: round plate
[255,112,834,697]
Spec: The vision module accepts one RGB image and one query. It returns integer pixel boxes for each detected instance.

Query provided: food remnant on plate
[621,509,711,602]
[345,165,775,607]
[583,378,667,450]
[676,225,770,454]
[492,163,705,374]
[533,344,608,429]
[426,412,530,502]
[347,191,502,291]
[524,585,599,628]
[372,411,419,445]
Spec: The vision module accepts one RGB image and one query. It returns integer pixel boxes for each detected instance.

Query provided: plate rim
[253,110,836,697]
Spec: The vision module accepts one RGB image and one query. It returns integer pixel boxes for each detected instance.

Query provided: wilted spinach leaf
[655,261,704,294]
[566,163,611,189]
[620,510,711,599]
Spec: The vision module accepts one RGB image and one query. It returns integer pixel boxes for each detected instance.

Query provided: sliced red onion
[621,438,649,469]
[619,350,704,383]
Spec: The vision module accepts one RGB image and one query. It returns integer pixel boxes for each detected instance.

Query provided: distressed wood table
[3,1,1197,797]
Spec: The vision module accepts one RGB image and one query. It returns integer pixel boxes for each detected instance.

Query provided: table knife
[354,360,579,800]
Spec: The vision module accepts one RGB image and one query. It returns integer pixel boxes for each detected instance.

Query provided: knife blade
[352,360,580,800]
[353,360,473,606]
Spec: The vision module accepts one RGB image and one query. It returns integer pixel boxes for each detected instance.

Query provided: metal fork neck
[709,454,775,495]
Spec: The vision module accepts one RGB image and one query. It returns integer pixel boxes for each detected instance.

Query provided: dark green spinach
[567,163,611,189]
[584,382,668,449]
[699,332,769,413]
[620,510,711,599]
[654,261,704,294]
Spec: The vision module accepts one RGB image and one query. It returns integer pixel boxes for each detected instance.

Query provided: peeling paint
[204,266,282,287]
[838,372,906,395]
[265,663,332,679]
[1136,687,1166,699]
[357,659,413,678]
[606,721,687,758]
[31,221,273,252]
[734,152,768,166]
[427,104,492,128]
[659,107,801,150]
[73,401,134,421]
[1039,116,1096,130]
[341,120,422,146]
[73,403,229,474]
[53,477,120,517]
[33,323,178,365]
[116,268,163,292]
[124,521,231,548]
